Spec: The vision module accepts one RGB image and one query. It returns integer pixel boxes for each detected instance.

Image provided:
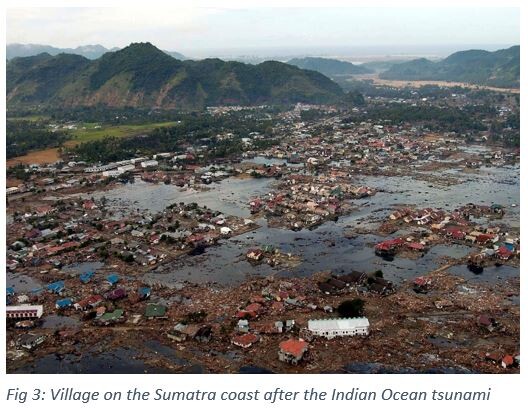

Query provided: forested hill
[287,57,373,77]
[380,45,520,88]
[7,42,344,110]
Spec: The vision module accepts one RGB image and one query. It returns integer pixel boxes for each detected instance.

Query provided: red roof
[232,333,259,348]
[502,355,514,368]
[496,246,513,258]
[279,338,308,357]
[407,242,425,250]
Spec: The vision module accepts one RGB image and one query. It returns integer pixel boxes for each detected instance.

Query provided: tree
[337,298,365,318]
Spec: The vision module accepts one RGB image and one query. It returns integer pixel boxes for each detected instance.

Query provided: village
[6,97,520,373]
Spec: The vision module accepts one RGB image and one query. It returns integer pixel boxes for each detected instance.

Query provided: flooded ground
[92,177,274,218]
[90,162,519,286]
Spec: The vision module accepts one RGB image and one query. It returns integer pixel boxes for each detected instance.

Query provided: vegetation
[7,42,344,110]
[7,119,69,158]
[380,45,520,88]
[72,111,275,163]
[287,57,372,77]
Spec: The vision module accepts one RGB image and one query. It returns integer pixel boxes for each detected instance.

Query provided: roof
[279,338,308,357]
[7,305,44,314]
[145,304,167,317]
[47,281,65,293]
[56,298,73,307]
[100,309,124,321]
[106,274,119,284]
[232,333,259,348]
[80,272,95,283]
[308,317,370,332]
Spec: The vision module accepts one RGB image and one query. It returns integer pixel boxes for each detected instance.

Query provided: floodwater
[7,272,43,292]
[14,348,173,374]
[448,264,519,283]
[92,177,274,218]
[89,160,519,287]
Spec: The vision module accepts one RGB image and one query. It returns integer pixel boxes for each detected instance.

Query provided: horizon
[7,7,519,59]
[6,41,520,62]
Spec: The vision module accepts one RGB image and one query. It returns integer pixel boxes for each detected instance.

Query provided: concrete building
[6,305,44,319]
[141,160,159,168]
[308,317,369,339]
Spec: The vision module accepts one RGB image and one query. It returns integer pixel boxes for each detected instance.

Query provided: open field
[353,74,520,94]
[7,121,180,166]
[63,121,180,147]
[6,148,61,167]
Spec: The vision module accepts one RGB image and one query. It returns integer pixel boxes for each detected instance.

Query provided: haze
[7,7,519,59]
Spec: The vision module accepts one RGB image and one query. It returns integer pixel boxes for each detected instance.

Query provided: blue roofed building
[55,298,73,309]
[106,274,120,285]
[138,287,151,300]
[47,281,65,295]
[80,271,95,284]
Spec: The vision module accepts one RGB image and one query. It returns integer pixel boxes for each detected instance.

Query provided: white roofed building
[308,317,369,339]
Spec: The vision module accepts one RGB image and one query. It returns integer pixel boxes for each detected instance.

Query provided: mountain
[7,43,120,60]
[287,57,373,77]
[380,46,520,88]
[164,50,187,60]
[7,43,187,61]
[7,42,343,110]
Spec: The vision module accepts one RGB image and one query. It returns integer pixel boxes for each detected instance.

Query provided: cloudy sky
[6,7,520,58]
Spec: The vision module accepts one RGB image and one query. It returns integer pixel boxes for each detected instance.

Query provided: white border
[1,1,526,411]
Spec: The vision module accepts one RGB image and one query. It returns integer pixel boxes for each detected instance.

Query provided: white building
[102,170,124,177]
[308,317,369,339]
[6,187,19,196]
[117,164,135,173]
[141,160,159,168]
[6,305,44,319]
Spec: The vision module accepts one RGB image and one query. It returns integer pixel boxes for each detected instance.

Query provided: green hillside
[380,46,519,88]
[7,42,344,110]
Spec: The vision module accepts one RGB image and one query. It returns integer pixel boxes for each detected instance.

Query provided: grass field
[64,121,179,147]
[7,121,179,166]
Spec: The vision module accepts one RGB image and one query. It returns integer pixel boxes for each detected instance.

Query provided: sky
[6,7,520,58]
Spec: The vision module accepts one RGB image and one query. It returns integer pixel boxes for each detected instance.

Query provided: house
[237,319,249,333]
[74,295,104,311]
[168,324,212,343]
[6,305,44,319]
[98,309,125,325]
[105,288,127,301]
[46,281,65,295]
[247,249,263,261]
[278,338,308,365]
[232,333,259,348]
[308,317,370,339]
[220,227,232,235]
[141,160,159,168]
[495,246,513,260]
[106,274,120,286]
[55,298,73,309]
[138,287,151,300]
[17,333,46,350]
[145,304,167,319]
[80,271,95,284]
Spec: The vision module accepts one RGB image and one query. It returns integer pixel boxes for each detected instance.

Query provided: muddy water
[7,272,43,292]
[92,177,274,218]
[90,163,519,287]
